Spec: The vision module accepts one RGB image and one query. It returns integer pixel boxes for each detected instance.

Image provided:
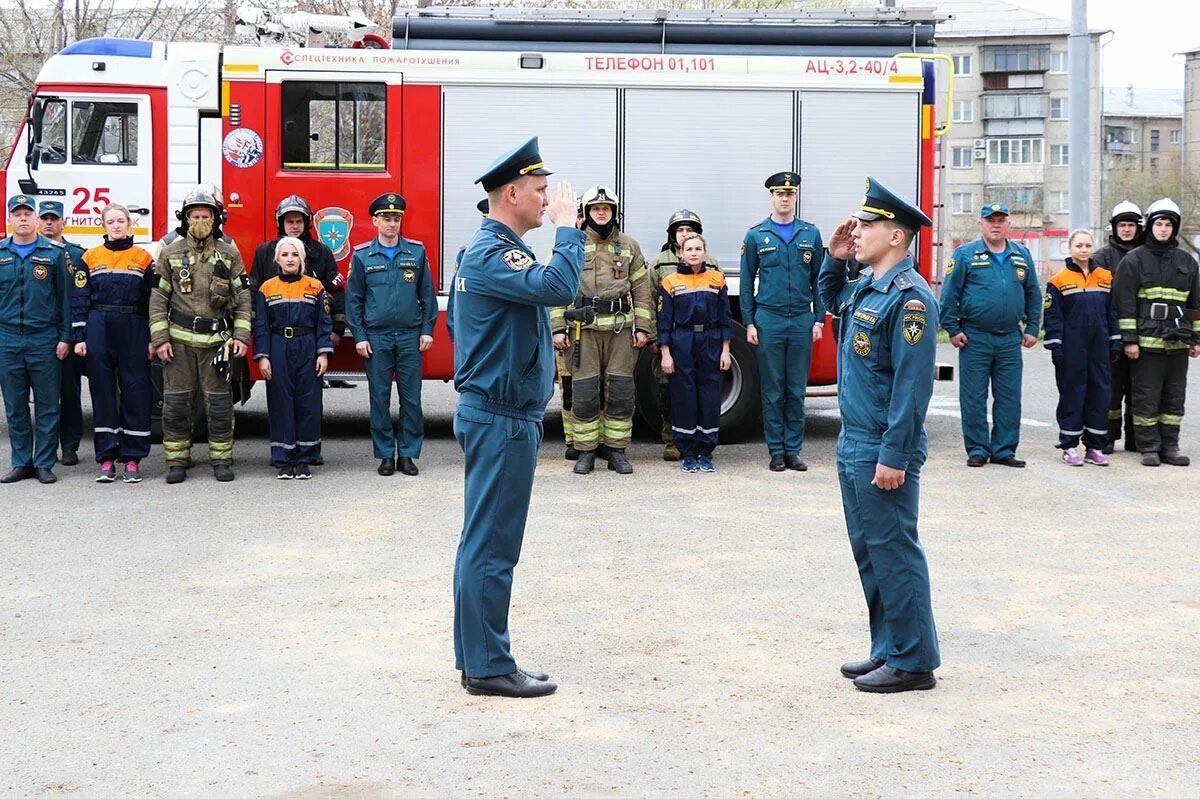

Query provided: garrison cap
[37,200,64,218]
[369,192,406,216]
[475,137,553,192]
[980,202,1010,218]
[476,198,489,217]
[765,171,800,192]
[854,177,932,231]
[7,194,36,213]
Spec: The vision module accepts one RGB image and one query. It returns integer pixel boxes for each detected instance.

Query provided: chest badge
[403,269,416,283]
[852,331,872,357]
[1015,266,1027,282]
[74,270,88,289]
[33,263,49,280]
[502,249,534,271]
[803,250,813,264]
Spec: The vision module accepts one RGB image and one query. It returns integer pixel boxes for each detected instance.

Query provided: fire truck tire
[633,320,761,443]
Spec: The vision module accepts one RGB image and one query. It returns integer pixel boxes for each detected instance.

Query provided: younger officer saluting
[940,203,1041,467]
[819,178,940,693]
[346,193,436,477]
[37,201,86,466]
[740,171,825,472]
[0,195,71,484]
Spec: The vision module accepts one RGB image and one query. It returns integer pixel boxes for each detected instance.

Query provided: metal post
[1068,0,1090,230]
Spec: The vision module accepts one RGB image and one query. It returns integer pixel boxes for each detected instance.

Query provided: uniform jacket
[453,219,584,420]
[345,236,436,341]
[940,238,1042,337]
[820,253,937,471]
[818,256,865,343]
[149,235,253,347]
[1093,236,1138,273]
[648,247,720,325]
[251,273,334,363]
[72,239,156,342]
[55,238,86,281]
[739,216,824,326]
[0,234,71,340]
[251,229,346,334]
[1041,259,1119,354]
[550,228,652,336]
[1113,241,1200,351]
[656,265,731,347]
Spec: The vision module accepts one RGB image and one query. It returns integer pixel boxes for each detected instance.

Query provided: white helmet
[1110,201,1142,225]
[1144,198,1181,226]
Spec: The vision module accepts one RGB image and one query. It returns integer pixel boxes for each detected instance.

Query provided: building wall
[1184,50,1200,253]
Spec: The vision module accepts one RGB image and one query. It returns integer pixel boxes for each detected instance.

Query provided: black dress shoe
[769,454,786,471]
[377,458,395,476]
[461,667,550,688]
[785,454,808,472]
[840,657,886,679]
[35,468,57,484]
[854,665,936,693]
[574,451,596,474]
[966,454,988,467]
[465,670,557,698]
[990,455,1026,468]
[397,456,419,476]
[564,446,580,461]
[1,466,36,484]
[60,450,79,466]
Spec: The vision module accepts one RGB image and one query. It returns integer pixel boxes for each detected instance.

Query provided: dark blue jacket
[739,217,824,326]
[251,273,334,362]
[452,219,584,420]
[346,236,437,340]
[940,238,1041,337]
[0,235,71,340]
[657,264,731,347]
[1042,259,1120,355]
[71,240,156,342]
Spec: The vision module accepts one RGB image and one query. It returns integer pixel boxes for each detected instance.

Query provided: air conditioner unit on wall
[974,148,987,159]
[973,138,985,149]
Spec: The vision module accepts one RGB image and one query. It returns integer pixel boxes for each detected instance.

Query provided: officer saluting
[819,178,941,693]
[452,137,583,698]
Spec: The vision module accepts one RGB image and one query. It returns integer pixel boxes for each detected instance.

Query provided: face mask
[188,219,213,240]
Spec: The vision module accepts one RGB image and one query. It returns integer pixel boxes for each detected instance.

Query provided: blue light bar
[60,38,153,58]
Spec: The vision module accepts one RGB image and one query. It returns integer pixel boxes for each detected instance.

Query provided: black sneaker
[294,464,312,480]
[277,465,294,480]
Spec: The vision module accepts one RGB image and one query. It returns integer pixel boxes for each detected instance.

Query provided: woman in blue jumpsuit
[658,234,732,473]
[72,204,157,483]
[252,237,333,479]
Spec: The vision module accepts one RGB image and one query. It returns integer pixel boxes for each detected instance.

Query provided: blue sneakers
[681,456,699,473]
[697,455,716,473]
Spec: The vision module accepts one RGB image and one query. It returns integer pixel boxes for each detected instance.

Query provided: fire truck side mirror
[25,96,44,170]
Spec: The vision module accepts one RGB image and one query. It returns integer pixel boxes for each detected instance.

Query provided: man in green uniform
[37,201,86,466]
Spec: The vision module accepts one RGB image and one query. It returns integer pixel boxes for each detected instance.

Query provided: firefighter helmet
[275,194,313,220]
[667,208,703,235]
[581,186,620,210]
[1144,197,1181,225]
[177,185,221,219]
[1109,200,1142,226]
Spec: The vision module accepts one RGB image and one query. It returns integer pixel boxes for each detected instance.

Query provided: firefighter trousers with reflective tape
[572,327,638,451]
[555,344,576,445]
[162,342,235,467]
[1131,349,1189,454]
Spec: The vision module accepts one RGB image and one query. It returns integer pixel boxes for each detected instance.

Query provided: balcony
[1105,140,1134,153]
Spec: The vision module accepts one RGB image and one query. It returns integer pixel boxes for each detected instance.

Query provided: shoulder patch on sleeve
[502,249,534,271]
[903,298,926,312]
[74,269,88,288]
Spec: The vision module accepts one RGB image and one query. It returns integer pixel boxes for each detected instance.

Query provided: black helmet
[174,184,224,237]
[664,208,703,252]
[275,194,313,220]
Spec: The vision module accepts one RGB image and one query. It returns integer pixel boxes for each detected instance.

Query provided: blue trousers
[364,329,424,460]
[453,398,542,678]
[0,332,62,469]
[755,308,813,456]
[264,334,323,466]
[668,330,724,458]
[59,351,84,454]
[1053,331,1112,450]
[85,312,152,463]
[958,327,1024,458]
[836,436,940,673]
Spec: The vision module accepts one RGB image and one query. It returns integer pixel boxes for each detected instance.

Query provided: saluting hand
[828,218,857,261]
[547,181,577,228]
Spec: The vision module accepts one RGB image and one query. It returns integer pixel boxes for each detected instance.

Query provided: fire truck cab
[3,7,944,440]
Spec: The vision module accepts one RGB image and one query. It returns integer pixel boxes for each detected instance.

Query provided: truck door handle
[129,206,149,215]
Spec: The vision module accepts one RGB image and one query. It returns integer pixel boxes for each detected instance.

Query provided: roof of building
[906,0,1106,39]
[1103,87,1184,119]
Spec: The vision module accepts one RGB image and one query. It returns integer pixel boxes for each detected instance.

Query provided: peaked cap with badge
[370,193,406,217]
[854,177,933,232]
[37,200,65,218]
[980,203,1010,218]
[764,172,800,192]
[7,194,36,213]
[475,136,553,193]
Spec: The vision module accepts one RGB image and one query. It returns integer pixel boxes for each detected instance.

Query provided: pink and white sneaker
[1083,448,1109,466]
[1062,449,1084,466]
[123,460,143,483]
[96,461,117,482]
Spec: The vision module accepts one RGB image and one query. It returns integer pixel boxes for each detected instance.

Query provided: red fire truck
[3,7,946,439]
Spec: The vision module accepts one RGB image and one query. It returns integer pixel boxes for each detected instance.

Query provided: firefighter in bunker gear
[1094,201,1144,452]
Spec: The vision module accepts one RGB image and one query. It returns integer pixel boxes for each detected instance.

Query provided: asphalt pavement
[2,343,1198,797]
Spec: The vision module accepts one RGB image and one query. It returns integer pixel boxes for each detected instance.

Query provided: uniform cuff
[877,446,910,471]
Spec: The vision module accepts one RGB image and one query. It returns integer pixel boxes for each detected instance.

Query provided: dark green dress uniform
[346,193,437,464]
[939,204,1042,461]
[452,139,583,682]
[38,201,86,461]
[739,172,825,461]
[818,179,940,681]
[0,196,72,472]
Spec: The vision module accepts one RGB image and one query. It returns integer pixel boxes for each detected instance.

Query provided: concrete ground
[2,343,1198,798]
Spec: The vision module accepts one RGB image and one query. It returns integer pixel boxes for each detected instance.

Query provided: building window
[1050,51,1068,74]
[952,54,973,76]
[1051,144,1069,166]
[953,99,974,123]
[1171,129,1181,145]
[982,93,1047,119]
[987,137,1044,165]
[980,44,1050,73]
[951,192,974,215]
[1050,97,1068,120]
[951,146,974,168]
[1049,190,1069,213]
[281,81,387,171]
[1150,129,1160,152]
[987,186,1042,212]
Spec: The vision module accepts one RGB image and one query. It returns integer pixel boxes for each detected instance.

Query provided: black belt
[580,296,632,314]
[1139,301,1180,322]
[674,323,713,332]
[169,309,230,333]
[94,303,138,314]
[271,325,314,338]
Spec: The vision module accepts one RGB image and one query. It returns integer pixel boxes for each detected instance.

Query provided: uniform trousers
[162,342,234,467]
[1108,351,1135,444]
[59,351,84,455]
[958,327,1024,459]
[0,331,62,469]
[364,328,424,460]
[264,333,323,467]
[755,307,814,457]
[453,396,542,678]
[1131,350,1190,453]
[85,311,152,463]
[651,351,674,445]
[555,344,577,446]
[667,329,723,458]
[572,327,637,451]
[1051,331,1112,450]
[836,436,940,673]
